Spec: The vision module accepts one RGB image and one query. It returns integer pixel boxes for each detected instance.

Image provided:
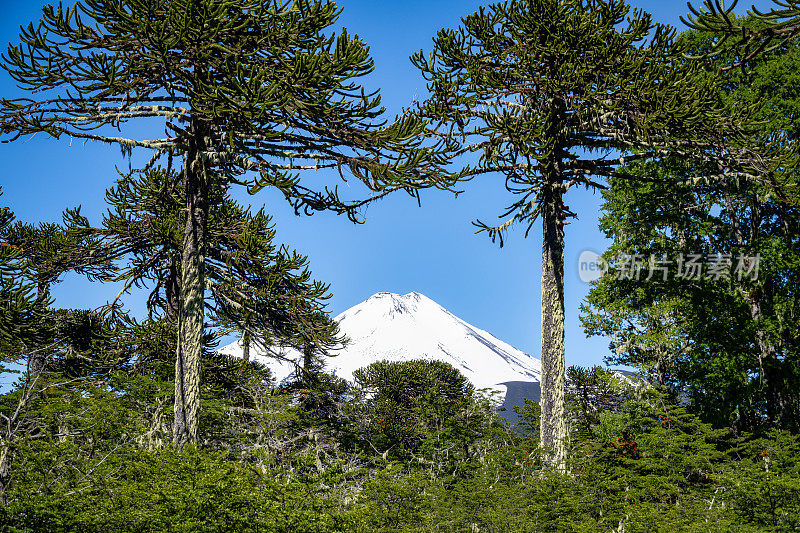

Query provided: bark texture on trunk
[241,330,251,363]
[165,254,180,324]
[174,145,207,447]
[539,181,567,470]
[538,97,568,469]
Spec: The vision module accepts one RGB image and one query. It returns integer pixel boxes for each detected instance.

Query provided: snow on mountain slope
[219,291,541,399]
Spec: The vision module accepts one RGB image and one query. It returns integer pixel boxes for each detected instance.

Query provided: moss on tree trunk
[174,142,207,447]
[540,180,567,469]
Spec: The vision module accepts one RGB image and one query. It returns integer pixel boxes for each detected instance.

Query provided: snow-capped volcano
[220,292,541,414]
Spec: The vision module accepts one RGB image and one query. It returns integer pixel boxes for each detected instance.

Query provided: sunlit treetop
[413,0,768,244]
[0,0,462,220]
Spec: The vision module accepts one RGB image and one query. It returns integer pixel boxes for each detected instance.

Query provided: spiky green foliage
[66,167,342,356]
[3,335,800,532]
[2,446,357,533]
[413,0,753,243]
[0,191,49,365]
[0,192,125,502]
[412,0,753,468]
[350,360,499,468]
[0,0,459,213]
[1,221,112,300]
[565,366,635,436]
[684,0,800,68]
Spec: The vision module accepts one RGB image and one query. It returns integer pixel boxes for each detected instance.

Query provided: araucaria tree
[413,0,755,466]
[67,167,341,366]
[0,0,457,446]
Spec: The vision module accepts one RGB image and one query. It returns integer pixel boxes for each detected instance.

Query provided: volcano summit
[220,291,542,422]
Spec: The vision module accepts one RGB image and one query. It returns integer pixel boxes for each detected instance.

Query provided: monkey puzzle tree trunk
[165,254,180,324]
[241,330,251,364]
[174,136,208,447]
[302,340,317,388]
[539,179,567,469]
[303,341,313,372]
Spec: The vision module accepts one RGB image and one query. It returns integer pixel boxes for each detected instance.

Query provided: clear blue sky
[0,0,774,369]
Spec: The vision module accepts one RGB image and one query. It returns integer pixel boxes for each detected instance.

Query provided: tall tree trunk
[540,182,567,469]
[241,329,251,363]
[165,253,180,324]
[303,341,313,373]
[174,142,208,447]
[302,341,317,388]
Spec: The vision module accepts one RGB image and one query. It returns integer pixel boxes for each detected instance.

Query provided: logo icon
[578,250,607,283]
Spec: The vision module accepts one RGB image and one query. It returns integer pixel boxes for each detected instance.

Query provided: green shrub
[2,446,352,533]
